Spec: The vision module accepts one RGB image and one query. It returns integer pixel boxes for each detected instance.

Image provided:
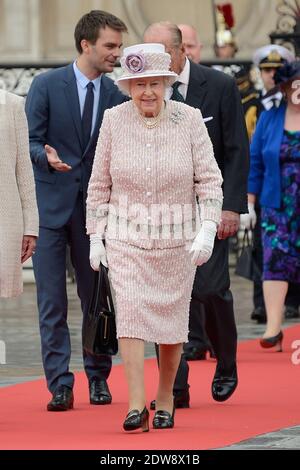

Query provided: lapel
[63,64,84,151]
[269,103,286,158]
[83,75,113,157]
[185,61,208,111]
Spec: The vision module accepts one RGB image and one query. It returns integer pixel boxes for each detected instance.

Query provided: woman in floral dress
[247,61,300,350]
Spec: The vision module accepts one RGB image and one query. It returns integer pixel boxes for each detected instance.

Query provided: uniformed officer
[233,64,263,140]
[253,44,295,111]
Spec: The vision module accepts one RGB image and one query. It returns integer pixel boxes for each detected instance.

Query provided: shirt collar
[262,91,282,103]
[177,58,190,86]
[73,61,101,92]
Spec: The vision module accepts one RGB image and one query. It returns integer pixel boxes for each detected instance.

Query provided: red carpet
[1,325,300,450]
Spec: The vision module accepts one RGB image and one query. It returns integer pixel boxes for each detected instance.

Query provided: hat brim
[116,71,177,95]
[259,63,284,69]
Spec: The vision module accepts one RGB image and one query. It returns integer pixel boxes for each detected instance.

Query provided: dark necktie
[272,97,279,108]
[82,82,94,150]
[171,81,185,102]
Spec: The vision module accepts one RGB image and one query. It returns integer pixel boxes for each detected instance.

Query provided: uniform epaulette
[241,92,260,105]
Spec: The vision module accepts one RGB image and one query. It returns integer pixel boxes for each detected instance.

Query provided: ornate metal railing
[270,0,300,56]
[0,62,68,96]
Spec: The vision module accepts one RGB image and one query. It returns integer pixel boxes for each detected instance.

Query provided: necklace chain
[139,106,164,129]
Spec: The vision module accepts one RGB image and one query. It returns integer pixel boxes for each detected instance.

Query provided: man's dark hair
[74,10,128,53]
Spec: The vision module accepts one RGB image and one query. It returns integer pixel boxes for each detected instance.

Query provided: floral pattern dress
[261,130,300,283]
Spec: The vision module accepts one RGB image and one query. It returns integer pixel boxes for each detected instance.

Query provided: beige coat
[87,100,223,249]
[0,90,39,297]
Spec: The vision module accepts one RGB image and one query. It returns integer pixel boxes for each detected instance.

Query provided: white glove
[89,234,108,270]
[240,202,257,230]
[189,220,217,266]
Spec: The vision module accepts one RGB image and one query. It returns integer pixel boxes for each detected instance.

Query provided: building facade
[0,0,280,62]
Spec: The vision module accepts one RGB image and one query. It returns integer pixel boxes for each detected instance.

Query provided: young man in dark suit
[144,22,249,406]
[25,10,128,411]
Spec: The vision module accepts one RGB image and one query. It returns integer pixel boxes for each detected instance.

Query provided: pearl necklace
[139,106,164,129]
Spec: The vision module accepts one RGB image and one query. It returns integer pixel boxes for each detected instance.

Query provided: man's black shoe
[251,307,267,324]
[285,306,299,319]
[89,377,112,405]
[211,365,238,402]
[183,347,207,361]
[47,385,74,411]
[174,388,190,408]
[150,389,190,410]
[150,400,155,410]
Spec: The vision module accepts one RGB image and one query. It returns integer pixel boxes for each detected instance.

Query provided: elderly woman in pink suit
[86,43,223,432]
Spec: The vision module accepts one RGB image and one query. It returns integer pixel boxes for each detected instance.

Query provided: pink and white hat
[116,43,177,94]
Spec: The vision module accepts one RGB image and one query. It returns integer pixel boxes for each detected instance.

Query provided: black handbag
[82,263,118,355]
[235,229,261,282]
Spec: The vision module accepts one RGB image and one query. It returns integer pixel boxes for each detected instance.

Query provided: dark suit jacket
[25,63,127,228]
[186,61,249,214]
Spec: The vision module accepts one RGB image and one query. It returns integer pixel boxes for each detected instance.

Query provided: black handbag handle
[89,264,115,317]
[242,229,252,248]
[100,263,115,316]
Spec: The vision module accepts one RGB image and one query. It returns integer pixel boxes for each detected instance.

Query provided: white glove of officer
[89,234,108,270]
[189,220,217,266]
[240,202,257,230]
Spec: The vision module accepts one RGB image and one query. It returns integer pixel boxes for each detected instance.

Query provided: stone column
[0,0,283,62]
[0,0,41,61]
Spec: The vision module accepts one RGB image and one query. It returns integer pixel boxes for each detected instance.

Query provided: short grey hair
[144,21,182,49]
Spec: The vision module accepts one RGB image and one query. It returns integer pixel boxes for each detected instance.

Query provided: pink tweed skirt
[106,239,196,344]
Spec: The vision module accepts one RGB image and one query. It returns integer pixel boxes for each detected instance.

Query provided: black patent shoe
[153,407,175,429]
[251,307,267,324]
[47,385,74,411]
[89,377,112,405]
[285,306,299,319]
[150,388,190,410]
[123,407,149,432]
[211,365,238,402]
[260,331,283,352]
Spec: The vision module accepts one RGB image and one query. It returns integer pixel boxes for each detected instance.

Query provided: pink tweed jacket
[86,100,223,249]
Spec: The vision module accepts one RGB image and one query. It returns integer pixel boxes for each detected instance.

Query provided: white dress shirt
[261,90,283,111]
